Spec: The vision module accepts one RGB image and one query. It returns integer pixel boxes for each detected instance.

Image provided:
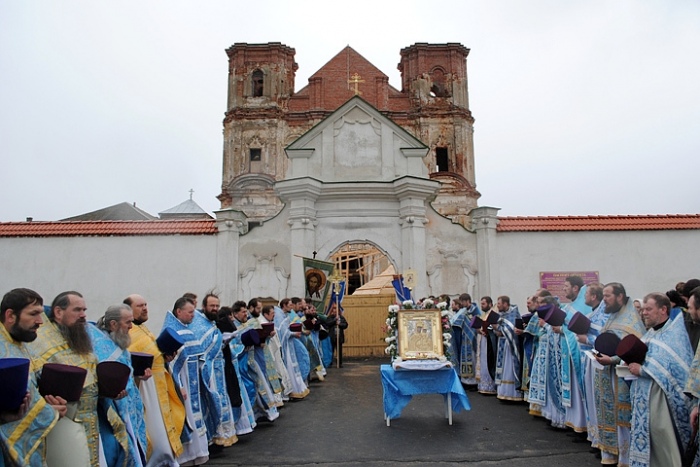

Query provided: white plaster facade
[216,96,478,304]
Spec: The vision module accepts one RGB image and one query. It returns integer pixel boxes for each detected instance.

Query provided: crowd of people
[0,288,346,466]
[6,277,700,467]
[444,276,700,467]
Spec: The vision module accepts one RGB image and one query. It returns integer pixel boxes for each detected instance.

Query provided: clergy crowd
[0,288,345,466]
[5,277,700,467]
[445,276,700,467]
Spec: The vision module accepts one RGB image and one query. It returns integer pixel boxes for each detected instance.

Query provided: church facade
[216,42,483,301]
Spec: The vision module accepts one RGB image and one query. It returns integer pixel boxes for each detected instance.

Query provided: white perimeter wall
[0,235,218,332]
[2,228,697,331]
[493,230,700,309]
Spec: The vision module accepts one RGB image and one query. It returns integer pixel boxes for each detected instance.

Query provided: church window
[430,68,449,97]
[250,148,261,161]
[252,69,264,97]
[436,147,449,172]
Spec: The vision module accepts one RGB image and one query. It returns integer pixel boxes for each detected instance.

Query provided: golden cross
[329,268,344,293]
[348,73,365,95]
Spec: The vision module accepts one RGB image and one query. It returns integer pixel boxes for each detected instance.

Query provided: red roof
[497,215,700,232]
[2,215,698,237]
[0,220,218,237]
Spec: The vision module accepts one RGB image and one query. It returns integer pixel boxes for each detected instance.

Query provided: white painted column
[276,177,323,297]
[394,177,440,299]
[214,208,248,305]
[471,206,500,300]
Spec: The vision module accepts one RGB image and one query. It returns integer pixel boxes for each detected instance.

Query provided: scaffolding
[330,243,390,295]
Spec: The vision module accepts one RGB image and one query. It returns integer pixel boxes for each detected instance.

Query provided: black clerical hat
[616,334,648,365]
[595,332,621,357]
[568,312,591,335]
[130,352,154,377]
[156,328,185,355]
[38,363,87,402]
[241,329,260,347]
[0,358,30,411]
[97,361,131,399]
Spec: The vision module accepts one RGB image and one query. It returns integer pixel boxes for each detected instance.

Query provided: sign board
[539,271,600,303]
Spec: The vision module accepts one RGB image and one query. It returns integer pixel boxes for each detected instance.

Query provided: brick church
[218,42,479,227]
[213,42,490,300]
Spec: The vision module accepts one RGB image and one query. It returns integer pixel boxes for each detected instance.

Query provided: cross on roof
[348,73,365,96]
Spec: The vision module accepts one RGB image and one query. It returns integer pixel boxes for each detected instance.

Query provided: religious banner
[539,271,600,303]
[325,280,346,313]
[391,274,412,303]
[302,257,335,310]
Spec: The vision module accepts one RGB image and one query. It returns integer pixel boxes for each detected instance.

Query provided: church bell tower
[398,43,480,226]
[218,42,298,221]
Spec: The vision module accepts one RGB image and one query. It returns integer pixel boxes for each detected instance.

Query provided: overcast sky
[2,0,698,222]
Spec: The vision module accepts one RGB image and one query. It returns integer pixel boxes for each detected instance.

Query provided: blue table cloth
[380,364,470,420]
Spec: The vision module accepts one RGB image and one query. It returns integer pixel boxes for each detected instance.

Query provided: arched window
[252,69,264,97]
[429,68,449,98]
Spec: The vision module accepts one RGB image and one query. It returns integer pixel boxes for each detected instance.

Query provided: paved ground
[206,358,601,466]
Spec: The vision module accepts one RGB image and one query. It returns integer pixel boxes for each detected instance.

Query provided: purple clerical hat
[39,363,87,402]
[568,312,591,335]
[544,306,567,327]
[616,334,648,365]
[537,304,555,319]
[303,318,317,331]
[0,358,30,412]
[97,361,131,398]
[290,323,303,333]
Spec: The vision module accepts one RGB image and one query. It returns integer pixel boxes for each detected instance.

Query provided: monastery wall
[494,229,700,308]
[0,234,217,332]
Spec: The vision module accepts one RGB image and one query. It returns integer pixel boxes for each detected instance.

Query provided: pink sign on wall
[539,271,600,303]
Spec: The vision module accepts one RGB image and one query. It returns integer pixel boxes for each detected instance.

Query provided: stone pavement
[206,358,601,466]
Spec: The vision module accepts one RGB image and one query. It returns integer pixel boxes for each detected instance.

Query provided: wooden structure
[342,294,395,357]
[330,243,391,295]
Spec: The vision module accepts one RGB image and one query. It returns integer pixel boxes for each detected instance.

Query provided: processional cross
[348,73,365,96]
[329,268,345,369]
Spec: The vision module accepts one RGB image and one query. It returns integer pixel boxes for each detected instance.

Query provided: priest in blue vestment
[91,305,147,467]
[162,297,209,466]
[192,294,238,449]
[627,293,693,467]
[493,296,523,401]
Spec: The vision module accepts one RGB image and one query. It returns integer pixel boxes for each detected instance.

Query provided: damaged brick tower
[218,42,480,227]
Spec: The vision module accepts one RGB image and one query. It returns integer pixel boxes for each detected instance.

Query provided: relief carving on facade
[426,247,477,297]
[239,253,289,300]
